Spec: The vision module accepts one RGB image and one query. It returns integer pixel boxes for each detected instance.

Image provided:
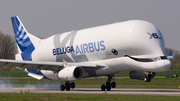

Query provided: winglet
[167,51,174,59]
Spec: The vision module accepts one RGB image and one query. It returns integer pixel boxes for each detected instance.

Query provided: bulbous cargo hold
[29,19,171,83]
[32,20,166,63]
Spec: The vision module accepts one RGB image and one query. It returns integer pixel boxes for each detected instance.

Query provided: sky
[0,0,180,51]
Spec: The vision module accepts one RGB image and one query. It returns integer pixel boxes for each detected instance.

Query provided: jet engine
[129,71,156,80]
[57,66,84,81]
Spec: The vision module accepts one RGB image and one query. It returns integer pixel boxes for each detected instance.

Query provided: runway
[0,88,180,96]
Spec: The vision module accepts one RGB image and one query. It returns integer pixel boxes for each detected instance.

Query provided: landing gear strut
[60,81,75,91]
[144,72,152,82]
[101,76,116,91]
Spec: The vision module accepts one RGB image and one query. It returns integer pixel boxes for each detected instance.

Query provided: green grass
[0,93,180,101]
[0,71,28,77]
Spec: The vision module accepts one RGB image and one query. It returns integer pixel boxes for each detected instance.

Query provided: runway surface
[0,88,180,96]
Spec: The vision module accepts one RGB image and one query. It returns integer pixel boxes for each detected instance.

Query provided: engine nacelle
[57,66,84,81]
[129,71,156,80]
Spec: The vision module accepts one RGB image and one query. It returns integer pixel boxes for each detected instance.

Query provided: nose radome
[164,60,172,70]
[156,60,172,72]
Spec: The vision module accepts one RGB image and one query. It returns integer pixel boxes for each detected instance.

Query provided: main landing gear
[144,72,152,82]
[101,76,116,91]
[60,81,75,91]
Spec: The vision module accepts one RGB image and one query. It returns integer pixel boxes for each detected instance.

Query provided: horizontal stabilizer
[167,51,174,59]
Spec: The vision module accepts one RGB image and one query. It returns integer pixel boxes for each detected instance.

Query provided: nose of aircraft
[157,59,172,72]
[164,60,172,70]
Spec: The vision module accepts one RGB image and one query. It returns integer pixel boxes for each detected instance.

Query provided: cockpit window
[160,56,168,60]
[154,57,161,61]
[125,55,168,62]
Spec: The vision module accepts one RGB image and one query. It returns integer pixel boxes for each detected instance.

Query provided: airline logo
[11,16,35,52]
[53,40,106,55]
[147,32,161,39]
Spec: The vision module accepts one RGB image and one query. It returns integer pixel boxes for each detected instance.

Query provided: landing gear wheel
[144,77,148,82]
[101,76,116,91]
[111,82,116,88]
[106,82,111,91]
[144,75,151,82]
[101,84,106,91]
[144,72,153,82]
[70,82,75,89]
[147,77,151,82]
[65,82,70,91]
[60,85,65,91]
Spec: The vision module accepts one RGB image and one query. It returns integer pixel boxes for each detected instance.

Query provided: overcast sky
[0,0,180,51]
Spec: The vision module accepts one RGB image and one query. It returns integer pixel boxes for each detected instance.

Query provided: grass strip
[0,93,180,101]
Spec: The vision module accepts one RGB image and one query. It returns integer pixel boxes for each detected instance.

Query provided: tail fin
[11,16,41,60]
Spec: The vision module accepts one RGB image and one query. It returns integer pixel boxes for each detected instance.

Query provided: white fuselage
[23,20,171,80]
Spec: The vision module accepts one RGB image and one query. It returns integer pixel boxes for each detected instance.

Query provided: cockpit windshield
[160,56,168,60]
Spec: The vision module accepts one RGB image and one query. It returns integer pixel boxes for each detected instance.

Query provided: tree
[165,47,180,69]
[0,31,17,59]
[0,31,19,71]
[165,47,180,56]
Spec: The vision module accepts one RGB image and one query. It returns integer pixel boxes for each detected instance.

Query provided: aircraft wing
[0,59,103,72]
[167,51,174,59]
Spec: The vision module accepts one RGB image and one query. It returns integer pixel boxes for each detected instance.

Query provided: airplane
[0,16,172,91]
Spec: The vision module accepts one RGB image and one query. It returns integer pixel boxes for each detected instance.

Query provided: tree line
[0,31,17,71]
[0,31,180,70]
[165,47,180,70]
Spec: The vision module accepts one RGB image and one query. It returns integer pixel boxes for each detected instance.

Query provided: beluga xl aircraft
[0,16,172,91]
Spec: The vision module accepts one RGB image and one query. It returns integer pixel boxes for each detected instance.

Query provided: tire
[70,82,75,89]
[106,82,111,91]
[60,85,65,91]
[111,82,116,88]
[101,84,106,91]
[148,75,151,82]
[65,82,70,91]
[144,77,148,82]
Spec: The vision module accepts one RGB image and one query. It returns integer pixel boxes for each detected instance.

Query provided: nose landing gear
[144,72,152,82]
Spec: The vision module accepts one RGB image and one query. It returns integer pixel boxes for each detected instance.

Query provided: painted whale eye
[111,48,118,55]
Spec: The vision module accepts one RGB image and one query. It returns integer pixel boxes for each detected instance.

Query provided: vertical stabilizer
[11,16,41,61]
